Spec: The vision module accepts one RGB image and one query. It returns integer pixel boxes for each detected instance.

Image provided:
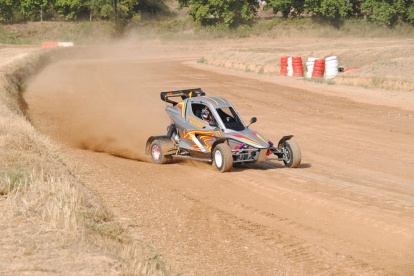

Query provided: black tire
[283,139,301,168]
[212,143,233,173]
[150,140,173,164]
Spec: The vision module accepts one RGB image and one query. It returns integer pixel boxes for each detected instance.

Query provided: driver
[201,107,213,123]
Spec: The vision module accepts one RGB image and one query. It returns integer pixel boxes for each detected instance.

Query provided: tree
[364,0,414,25]
[263,0,305,18]
[406,0,414,23]
[54,0,85,19]
[0,0,19,20]
[20,0,52,21]
[86,0,108,20]
[304,0,353,18]
[177,0,259,26]
[104,0,140,21]
[137,0,168,15]
[361,0,399,25]
[116,0,139,20]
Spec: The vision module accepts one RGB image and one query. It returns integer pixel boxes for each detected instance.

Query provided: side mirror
[247,117,257,128]
[209,120,218,127]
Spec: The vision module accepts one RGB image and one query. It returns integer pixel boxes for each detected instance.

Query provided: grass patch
[130,16,414,41]
[304,77,325,83]
[197,57,206,63]
[0,21,116,45]
[1,17,413,45]
[0,167,28,195]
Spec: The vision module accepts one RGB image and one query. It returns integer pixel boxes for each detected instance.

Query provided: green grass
[197,57,206,63]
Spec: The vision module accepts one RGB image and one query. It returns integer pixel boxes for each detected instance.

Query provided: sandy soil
[0,45,39,67]
[24,44,414,275]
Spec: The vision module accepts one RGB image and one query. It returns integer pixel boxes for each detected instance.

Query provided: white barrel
[306,57,318,79]
[287,57,294,77]
[325,68,339,72]
[326,61,339,66]
[58,42,74,47]
[324,56,339,79]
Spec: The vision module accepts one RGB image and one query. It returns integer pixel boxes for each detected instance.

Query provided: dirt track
[24,47,414,275]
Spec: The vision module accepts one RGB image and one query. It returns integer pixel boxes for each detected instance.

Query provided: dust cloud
[24,47,189,161]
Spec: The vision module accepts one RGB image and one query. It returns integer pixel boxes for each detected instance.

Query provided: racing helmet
[201,108,210,120]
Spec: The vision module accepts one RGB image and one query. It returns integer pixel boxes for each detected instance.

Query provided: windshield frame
[215,106,246,131]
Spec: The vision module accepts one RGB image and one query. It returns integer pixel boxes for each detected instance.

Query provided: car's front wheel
[212,143,233,173]
[282,139,301,168]
[150,140,173,164]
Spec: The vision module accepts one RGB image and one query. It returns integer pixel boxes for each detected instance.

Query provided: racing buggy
[145,88,301,172]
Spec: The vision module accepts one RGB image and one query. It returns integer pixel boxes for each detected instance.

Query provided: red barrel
[280,56,289,76]
[42,42,59,48]
[312,59,325,78]
[291,56,304,77]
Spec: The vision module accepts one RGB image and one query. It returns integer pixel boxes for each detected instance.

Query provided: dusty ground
[22,39,414,276]
[0,45,39,66]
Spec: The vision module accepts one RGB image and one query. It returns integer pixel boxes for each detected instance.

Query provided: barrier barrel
[325,56,339,79]
[291,57,304,77]
[306,57,318,79]
[280,56,289,76]
[312,59,325,78]
[42,42,59,48]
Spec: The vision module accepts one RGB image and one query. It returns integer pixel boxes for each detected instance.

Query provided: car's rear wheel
[283,139,301,168]
[150,140,173,164]
[212,143,233,172]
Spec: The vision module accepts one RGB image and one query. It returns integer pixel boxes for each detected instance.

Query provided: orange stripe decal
[202,96,218,105]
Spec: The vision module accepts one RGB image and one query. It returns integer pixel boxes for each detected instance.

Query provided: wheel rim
[151,145,161,161]
[215,150,223,168]
[284,147,291,163]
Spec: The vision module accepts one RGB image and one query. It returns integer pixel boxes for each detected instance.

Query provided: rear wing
[160,88,205,105]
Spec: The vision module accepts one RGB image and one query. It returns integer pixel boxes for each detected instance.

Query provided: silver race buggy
[145,88,301,172]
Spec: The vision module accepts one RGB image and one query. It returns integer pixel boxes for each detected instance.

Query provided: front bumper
[232,147,287,163]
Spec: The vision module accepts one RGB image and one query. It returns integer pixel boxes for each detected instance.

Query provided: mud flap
[277,135,294,148]
[145,136,176,155]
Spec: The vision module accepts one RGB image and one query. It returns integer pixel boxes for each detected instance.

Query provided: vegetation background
[1,0,413,27]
